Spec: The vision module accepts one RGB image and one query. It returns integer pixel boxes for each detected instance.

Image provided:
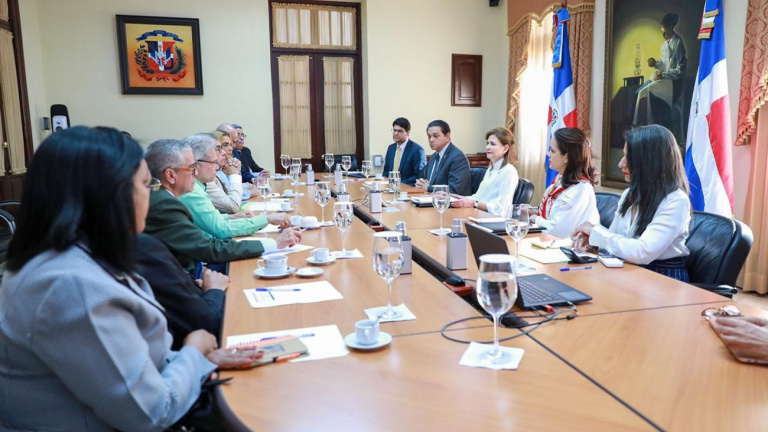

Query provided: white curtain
[273,3,356,50]
[323,57,355,155]
[514,13,554,205]
[277,55,312,158]
[0,0,8,22]
[0,28,25,174]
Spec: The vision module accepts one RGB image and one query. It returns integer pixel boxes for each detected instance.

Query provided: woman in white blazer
[573,125,691,281]
[533,127,599,238]
[0,127,263,431]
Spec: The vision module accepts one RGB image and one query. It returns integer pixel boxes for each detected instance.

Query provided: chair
[595,192,621,228]
[469,167,486,195]
[512,178,534,205]
[685,211,753,298]
[324,154,358,172]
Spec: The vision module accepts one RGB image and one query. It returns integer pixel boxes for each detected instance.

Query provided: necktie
[429,154,441,184]
[394,146,402,172]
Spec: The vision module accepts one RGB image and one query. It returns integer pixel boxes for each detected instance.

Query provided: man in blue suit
[382,117,427,186]
[415,120,471,195]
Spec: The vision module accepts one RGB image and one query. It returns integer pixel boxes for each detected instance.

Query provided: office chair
[595,192,621,228]
[685,211,753,298]
[469,167,486,195]
[513,178,534,205]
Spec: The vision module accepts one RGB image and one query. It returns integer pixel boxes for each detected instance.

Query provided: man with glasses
[231,123,270,183]
[382,117,426,186]
[203,134,244,214]
[144,139,302,273]
[179,134,290,239]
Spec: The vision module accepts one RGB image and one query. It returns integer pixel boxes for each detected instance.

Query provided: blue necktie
[429,154,441,184]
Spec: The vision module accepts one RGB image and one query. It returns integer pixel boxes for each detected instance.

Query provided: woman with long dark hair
[534,127,599,238]
[0,127,261,431]
[573,125,691,281]
[451,127,519,215]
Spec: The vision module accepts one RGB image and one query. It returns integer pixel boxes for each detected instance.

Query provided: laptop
[465,222,593,309]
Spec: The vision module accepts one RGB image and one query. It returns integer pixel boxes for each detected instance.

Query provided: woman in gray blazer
[0,127,262,431]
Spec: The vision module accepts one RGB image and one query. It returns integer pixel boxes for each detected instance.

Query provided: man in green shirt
[179,134,290,239]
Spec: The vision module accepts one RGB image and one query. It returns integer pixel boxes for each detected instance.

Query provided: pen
[257,333,315,343]
[255,288,302,292]
[560,265,593,272]
[275,353,303,363]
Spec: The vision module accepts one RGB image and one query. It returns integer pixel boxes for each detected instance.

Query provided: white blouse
[536,178,599,239]
[589,188,690,265]
[472,160,519,216]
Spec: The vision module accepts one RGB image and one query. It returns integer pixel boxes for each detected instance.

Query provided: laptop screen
[465,222,511,266]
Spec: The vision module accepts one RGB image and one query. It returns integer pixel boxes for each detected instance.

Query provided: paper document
[330,249,364,259]
[262,244,314,256]
[518,238,569,263]
[459,342,524,370]
[365,304,416,323]
[241,201,285,212]
[467,216,505,223]
[531,238,572,250]
[226,324,349,362]
[243,280,343,308]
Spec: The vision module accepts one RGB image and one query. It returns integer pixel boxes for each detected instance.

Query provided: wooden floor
[734,289,768,312]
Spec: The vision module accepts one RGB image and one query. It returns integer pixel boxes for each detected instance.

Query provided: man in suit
[143,139,302,272]
[415,120,471,195]
[232,123,270,182]
[382,117,427,186]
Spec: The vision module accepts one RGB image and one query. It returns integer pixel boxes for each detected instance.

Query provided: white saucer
[344,332,392,350]
[253,267,296,279]
[306,256,336,265]
[296,267,324,278]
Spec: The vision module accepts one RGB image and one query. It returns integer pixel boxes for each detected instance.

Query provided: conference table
[217,174,768,431]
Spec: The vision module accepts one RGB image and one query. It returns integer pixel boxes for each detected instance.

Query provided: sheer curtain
[272,3,356,51]
[0,28,24,174]
[323,57,355,155]
[277,55,312,158]
[0,0,8,22]
[514,13,554,205]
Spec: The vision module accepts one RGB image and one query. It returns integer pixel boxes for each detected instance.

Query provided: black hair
[552,127,596,187]
[231,123,242,129]
[661,13,679,28]
[392,117,411,132]
[619,125,689,237]
[426,120,451,135]
[7,126,144,273]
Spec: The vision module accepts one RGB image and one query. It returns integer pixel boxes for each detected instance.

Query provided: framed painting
[601,0,701,188]
[116,15,203,95]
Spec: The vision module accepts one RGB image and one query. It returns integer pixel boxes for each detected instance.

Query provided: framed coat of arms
[116,15,203,95]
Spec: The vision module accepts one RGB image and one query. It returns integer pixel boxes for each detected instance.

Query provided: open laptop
[465,222,593,309]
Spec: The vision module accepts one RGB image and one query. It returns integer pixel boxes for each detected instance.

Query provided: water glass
[476,254,517,364]
[314,182,332,226]
[505,204,530,272]
[280,154,291,176]
[432,185,450,235]
[372,231,405,319]
[333,202,354,257]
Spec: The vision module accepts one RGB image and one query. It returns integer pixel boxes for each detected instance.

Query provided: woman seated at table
[0,126,263,431]
[451,127,519,215]
[572,125,691,281]
[533,127,599,238]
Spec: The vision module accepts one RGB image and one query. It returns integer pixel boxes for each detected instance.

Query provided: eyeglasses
[701,305,742,320]
[238,133,247,138]
[391,129,407,134]
[214,145,222,152]
[146,178,161,192]
[173,162,198,174]
[196,159,218,166]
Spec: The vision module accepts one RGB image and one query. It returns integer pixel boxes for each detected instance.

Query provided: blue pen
[258,333,315,342]
[255,288,302,292]
[560,265,593,272]
[194,262,204,280]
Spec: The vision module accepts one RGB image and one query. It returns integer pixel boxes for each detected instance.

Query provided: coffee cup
[290,215,303,226]
[399,191,408,200]
[301,216,319,229]
[256,255,288,275]
[312,248,330,262]
[355,319,380,346]
[280,201,292,211]
[283,189,294,197]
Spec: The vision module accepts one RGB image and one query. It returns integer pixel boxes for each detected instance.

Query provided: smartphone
[560,247,597,264]
[598,256,624,268]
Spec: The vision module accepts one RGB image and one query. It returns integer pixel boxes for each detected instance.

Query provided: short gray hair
[182,133,218,160]
[216,123,234,134]
[144,139,191,179]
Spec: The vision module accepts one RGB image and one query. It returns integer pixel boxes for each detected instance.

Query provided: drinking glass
[372,231,405,320]
[333,202,354,257]
[255,176,271,215]
[314,182,333,226]
[432,184,450,235]
[389,171,401,197]
[475,254,517,364]
[280,154,291,176]
[290,159,302,188]
[324,153,335,177]
[505,204,530,272]
[341,156,352,179]
[361,160,372,179]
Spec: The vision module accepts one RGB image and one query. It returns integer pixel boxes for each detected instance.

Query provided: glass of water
[505,204,530,271]
[432,184,450,235]
[290,158,302,188]
[314,182,332,226]
[255,176,271,215]
[341,156,352,178]
[373,231,404,320]
[280,154,291,176]
[388,171,400,197]
[324,153,335,177]
[361,160,372,179]
[333,202,354,257]
[476,254,517,364]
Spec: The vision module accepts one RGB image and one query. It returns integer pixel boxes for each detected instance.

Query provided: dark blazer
[382,139,427,186]
[135,234,225,350]
[424,143,471,195]
[233,147,264,183]
[144,190,266,272]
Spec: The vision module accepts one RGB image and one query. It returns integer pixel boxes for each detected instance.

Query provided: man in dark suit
[382,117,427,186]
[232,123,270,183]
[143,139,302,272]
[415,120,471,195]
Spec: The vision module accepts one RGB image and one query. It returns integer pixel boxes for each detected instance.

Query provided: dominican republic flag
[685,0,734,217]
[546,7,578,187]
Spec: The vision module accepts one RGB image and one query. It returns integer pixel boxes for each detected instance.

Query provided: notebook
[466,216,544,235]
[411,195,459,207]
[465,222,593,309]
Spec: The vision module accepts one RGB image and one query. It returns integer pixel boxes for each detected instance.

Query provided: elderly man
[144,139,302,272]
[179,133,290,238]
[199,133,243,214]
[232,123,270,183]
[415,120,471,195]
